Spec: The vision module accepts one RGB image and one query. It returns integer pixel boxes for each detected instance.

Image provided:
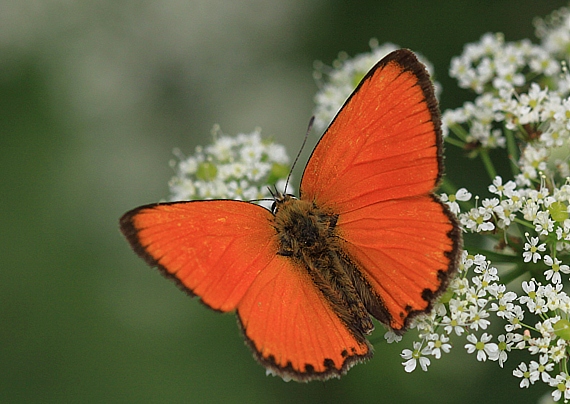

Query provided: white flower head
[169,127,291,204]
[401,341,431,372]
[465,333,499,362]
[523,234,546,263]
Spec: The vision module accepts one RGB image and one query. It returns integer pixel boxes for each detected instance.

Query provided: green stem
[440,178,457,195]
[449,123,470,142]
[479,149,497,181]
[505,129,519,178]
[514,217,535,230]
[444,137,466,148]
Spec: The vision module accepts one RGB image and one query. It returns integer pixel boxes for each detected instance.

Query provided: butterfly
[120,49,461,382]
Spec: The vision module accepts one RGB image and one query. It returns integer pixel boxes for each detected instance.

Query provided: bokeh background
[2,1,568,403]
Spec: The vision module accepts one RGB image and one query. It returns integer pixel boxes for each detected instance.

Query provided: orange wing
[120,201,276,311]
[301,49,460,331]
[237,255,371,381]
[302,49,442,209]
[339,196,459,330]
[120,200,371,380]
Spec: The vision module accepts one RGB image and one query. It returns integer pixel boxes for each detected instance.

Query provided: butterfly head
[271,192,339,258]
[269,189,297,214]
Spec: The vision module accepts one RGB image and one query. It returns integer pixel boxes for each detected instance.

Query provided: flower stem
[440,178,457,195]
[479,149,497,181]
[505,129,519,178]
[444,137,466,148]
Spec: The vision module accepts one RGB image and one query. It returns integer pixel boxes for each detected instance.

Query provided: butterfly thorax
[272,195,382,338]
[273,195,337,257]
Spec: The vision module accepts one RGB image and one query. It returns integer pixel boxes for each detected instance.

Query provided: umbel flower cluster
[167,5,570,402]
[399,7,570,404]
[169,125,292,208]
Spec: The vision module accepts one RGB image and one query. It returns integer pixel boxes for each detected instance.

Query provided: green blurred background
[2,1,567,403]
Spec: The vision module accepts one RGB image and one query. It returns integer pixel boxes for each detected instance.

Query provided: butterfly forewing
[120,200,277,312]
[301,50,442,209]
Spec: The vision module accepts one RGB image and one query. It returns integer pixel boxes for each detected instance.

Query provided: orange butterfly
[120,49,461,382]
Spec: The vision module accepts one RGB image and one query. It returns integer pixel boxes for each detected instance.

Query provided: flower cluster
[168,125,292,207]
[442,32,570,156]
[385,6,570,403]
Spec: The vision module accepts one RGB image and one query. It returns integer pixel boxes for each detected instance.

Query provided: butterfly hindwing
[237,255,371,381]
[338,195,460,330]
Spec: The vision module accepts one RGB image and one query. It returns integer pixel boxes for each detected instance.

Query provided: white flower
[426,334,452,359]
[534,211,555,235]
[460,206,495,232]
[401,342,431,372]
[528,336,552,356]
[441,315,466,336]
[549,372,570,402]
[489,176,516,197]
[465,333,499,361]
[495,334,510,368]
[520,280,538,304]
[489,291,517,318]
[529,355,553,383]
[504,305,524,332]
[543,255,570,284]
[441,188,472,215]
[384,331,402,343]
[523,235,546,263]
[467,306,491,331]
[549,338,568,363]
[556,221,570,244]
[513,362,532,388]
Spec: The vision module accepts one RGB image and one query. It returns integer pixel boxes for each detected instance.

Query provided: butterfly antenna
[267,187,276,198]
[250,197,274,204]
[284,116,314,194]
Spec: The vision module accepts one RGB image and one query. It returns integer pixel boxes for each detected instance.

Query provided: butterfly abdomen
[273,196,383,338]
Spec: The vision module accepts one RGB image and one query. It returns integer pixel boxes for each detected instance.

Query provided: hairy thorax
[273,196,338,258]
[272,195,391,338]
